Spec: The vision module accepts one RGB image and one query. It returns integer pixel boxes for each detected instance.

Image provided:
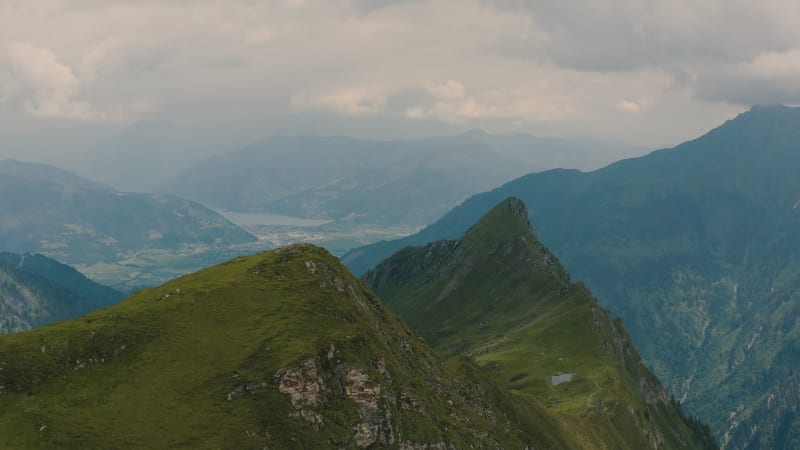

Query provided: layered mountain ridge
[0,159,258,291]
[0,244,572,448]
[0,203,713,448]
[343,105,800,449]
[365,197,715,449]
[0,159,256,263]
[159,132,645,227]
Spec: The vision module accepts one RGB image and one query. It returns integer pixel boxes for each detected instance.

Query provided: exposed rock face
[343,367,381,410]
[373,357,388,377]
[275,358,324,408]
[274,354,397,447]
[263,246,567,448]
[399,393,423,412]
[353,421,380,447]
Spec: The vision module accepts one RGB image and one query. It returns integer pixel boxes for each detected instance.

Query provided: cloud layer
[0,0,797,145]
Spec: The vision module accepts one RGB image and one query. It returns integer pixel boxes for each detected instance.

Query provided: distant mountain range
[0,159,106,188]
[344,105,800,449]
[0,201,713,449]
[0,159,258,290]
[0,252,121,333]
[0,120,254,192]
[159,131,646,227]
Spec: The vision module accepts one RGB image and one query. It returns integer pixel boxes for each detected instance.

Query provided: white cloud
[243,28,275,47]
[78,38,126,84]
[616,97,653,113]
[492,0,800,72]
[693,48,800,105]
[407,81,576,124]
[0,0,796,144]
[6,42,95,120]
[405,106,427,120]
[292,89,388,117]
[0,67,16,104]
[3,40,155,122]
[426,80,466,100]
[746,49,800,78]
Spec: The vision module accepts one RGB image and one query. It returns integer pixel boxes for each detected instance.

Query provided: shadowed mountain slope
[346,105,800,449]
[0,253,122,333]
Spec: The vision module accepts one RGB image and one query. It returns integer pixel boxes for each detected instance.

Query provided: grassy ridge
[366,197,716,449]
[0,244,585,449]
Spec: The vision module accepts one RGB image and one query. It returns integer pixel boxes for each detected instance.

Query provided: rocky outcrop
[343,367,381,409]
[272,353,396,447]
[275,357,324,408]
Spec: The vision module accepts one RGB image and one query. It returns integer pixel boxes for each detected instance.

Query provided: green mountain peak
[365,198,716,449]
[0,243,583,449]
[466,196,533,234]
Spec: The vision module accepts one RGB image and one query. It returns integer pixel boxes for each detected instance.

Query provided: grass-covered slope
[0,244,588,449]
[0,253,122,333]
[365,198,717,450]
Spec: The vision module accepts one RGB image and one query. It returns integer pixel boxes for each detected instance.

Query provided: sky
[1,0,799,149]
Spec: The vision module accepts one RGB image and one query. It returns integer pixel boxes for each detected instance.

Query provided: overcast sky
[1,0,799,148]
